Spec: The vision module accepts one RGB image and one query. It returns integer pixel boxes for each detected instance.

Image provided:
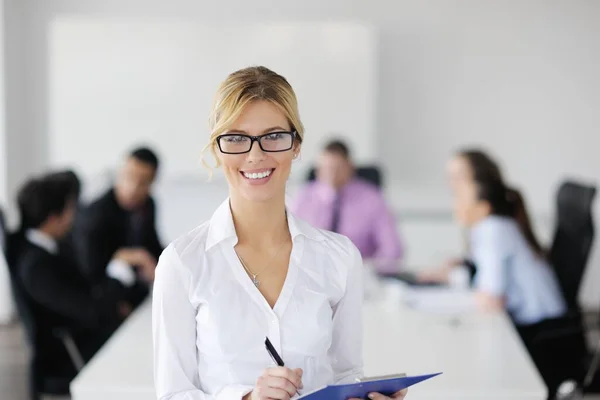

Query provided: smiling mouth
[240,168,275,180]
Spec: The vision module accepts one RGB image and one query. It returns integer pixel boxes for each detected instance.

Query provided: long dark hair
[459,149,545,258]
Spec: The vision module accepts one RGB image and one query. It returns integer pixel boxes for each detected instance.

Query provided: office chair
[306,165,384,188]
[528,181,596,398]
[1,211,84,400]
[527,314,588,399]
[549,181,596,311]
[0,207,5,253]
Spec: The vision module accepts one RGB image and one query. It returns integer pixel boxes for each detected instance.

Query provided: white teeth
[243,170,272,179]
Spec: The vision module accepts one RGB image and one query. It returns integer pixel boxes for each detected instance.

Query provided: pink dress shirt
[290,178,403,273]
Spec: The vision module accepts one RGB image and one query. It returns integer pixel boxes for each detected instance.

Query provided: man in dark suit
[73,147,163,309]
[11,172,127,378]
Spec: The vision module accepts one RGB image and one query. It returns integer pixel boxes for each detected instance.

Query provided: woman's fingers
[265,366,302,389]
[369,388,408,399]
[254,375,293,400]
[253,367,304,399]
[261,386,292,400]
[391,388,408,399]
[348,388,408,400]
[266,376,297,397]
[367,393,390,400]
[293,368,304,387]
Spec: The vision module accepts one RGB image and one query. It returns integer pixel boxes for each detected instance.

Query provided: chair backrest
[0,210,38,347]
[549,181,596,310]
[306,165,383,188]
[0,207,6,254]
[9,264,38,348]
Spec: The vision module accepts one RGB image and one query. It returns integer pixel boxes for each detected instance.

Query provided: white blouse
[470,215,566,325]
[152,199,364,400]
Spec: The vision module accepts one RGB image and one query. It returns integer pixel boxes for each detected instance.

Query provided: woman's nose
[246,140,266,163]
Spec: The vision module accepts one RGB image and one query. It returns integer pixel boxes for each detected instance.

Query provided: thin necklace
[235,240,288,288]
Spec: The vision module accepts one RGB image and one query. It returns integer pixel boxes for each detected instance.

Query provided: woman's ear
[292,142,301,160]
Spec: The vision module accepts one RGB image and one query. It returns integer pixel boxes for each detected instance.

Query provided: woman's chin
[237,185,281,204]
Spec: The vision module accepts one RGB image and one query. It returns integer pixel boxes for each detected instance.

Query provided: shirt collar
[26,229,59,255]
[313,177,358,202]
[205,198,325,251]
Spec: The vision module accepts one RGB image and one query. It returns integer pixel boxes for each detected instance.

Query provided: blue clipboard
[298,372,441,399]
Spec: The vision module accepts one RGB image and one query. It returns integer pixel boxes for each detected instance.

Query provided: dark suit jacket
[73,188,163,304]
[11,235,123,371]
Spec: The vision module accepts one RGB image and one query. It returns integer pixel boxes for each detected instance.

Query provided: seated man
[291,140,403,273]
[73,147,163,308]
[11,172,127,377]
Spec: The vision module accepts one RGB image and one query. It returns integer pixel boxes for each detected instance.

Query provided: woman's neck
[229,193,290,249]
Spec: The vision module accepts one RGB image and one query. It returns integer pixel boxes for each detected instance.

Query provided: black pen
[265,337,301,396]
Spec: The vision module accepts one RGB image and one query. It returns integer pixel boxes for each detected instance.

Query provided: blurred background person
[419,149,567,319]
[7,172,127,382]
[441,150,505,279]
[291,139,403,274]
[49,170,85,268]
[420,149,587,395]
[73,147,163,310]
[420,150,544,285]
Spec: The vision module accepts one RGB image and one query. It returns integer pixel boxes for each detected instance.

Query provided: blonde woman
[152,67,407,400]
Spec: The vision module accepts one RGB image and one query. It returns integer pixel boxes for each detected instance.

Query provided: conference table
[70,280,547,400]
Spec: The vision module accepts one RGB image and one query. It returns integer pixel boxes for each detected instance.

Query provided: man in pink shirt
[290,140,403,273]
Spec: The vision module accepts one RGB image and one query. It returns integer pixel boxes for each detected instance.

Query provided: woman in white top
[152,67,407,400]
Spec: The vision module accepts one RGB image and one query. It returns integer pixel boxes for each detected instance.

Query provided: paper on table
[403,287,477,314]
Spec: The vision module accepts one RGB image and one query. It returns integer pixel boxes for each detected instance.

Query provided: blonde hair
[202,66,304,172]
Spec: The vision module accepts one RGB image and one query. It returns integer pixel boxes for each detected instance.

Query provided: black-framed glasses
[216,131,296,154]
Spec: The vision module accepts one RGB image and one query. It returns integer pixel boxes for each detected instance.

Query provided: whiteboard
[48,18,377,181]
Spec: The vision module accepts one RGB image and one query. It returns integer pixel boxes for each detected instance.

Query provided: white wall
[0,0,9,323]
[47,19,377,180]
[5,0,600,307]
[0,0,18,323]
[4,0,41,228]
[14,0,597,211]
[0,0,6,206]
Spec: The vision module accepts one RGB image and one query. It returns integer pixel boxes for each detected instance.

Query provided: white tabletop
[71,283,546,400]
[363,283,546,399]
[71,299,155,400]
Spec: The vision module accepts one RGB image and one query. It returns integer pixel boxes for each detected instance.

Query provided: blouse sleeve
[152,245,253,400]
[471,223,510,297]
[328,239,365,383]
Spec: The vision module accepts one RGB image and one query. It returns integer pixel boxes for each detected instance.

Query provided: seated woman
[420,149,566,325]
[419,150,506,282]
[422,150,588,397]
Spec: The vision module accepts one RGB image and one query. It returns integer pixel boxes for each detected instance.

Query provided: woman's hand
[416,265,452,283]
[349,388,408,400]
[475,292,504,312]
[244,367,303,400]
[417,257,463,283]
